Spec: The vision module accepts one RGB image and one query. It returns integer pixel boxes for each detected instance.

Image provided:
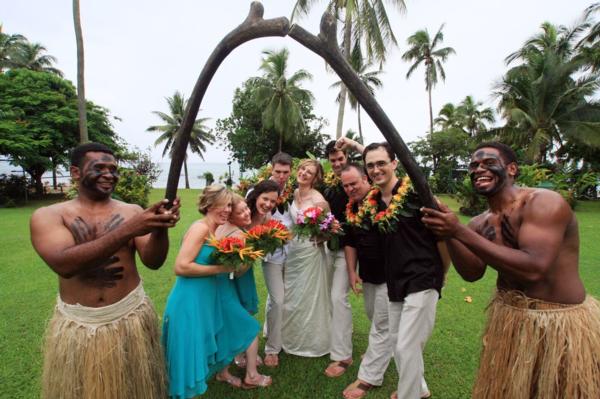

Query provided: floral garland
[275,181,294,212]
[323,171,341,188]
[345,194,374,229]
[363,176,414,233]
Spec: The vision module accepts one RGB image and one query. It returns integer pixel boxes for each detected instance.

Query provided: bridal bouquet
[293,206,343,248]
[208,235,264,271]
[245,219,292,256]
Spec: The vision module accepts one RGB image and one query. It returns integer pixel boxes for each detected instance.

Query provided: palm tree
[457,96,495,137]
[496,22,600,162]
[147,91,215,189]
[0,27,26,72]
[11,42,63,76]
[330,46,383,142]
[73,0,88,143]
[434,103,463,131]
[252,48,314,152]
[292,0,406,138]
[402,24,456,137]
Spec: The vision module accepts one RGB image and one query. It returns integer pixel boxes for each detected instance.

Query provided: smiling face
[297,163,318,187]
[468,147,516,196]
[341,167,371,202]
[71,151,119,200]
[328,150,348,176]
[256,191,278,216]
[208,201,233,225]
[271,162,291,188]
[230,200,252,228]
[364,147,397,187]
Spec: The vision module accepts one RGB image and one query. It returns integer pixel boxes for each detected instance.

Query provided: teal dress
[162,244,260,399]
[233,259,260,315]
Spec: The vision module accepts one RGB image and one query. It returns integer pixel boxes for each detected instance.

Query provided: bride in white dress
[282,159,333,357]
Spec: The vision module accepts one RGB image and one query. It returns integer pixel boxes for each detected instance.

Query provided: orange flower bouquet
[208,235,264,271]
[245,219,292,255]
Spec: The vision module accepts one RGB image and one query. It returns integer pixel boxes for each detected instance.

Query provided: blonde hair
[231,193,246,210]
[197,184,232,215]
[298,159,323,187]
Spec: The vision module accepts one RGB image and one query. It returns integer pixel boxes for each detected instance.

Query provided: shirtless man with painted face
[421,141,600,399]
[31,142,180,399]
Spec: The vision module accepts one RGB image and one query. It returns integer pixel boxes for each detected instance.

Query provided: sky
[3,0,593,164]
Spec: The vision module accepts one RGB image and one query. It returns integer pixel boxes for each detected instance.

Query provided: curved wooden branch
[165,2,289,202]
[288,14,436,209]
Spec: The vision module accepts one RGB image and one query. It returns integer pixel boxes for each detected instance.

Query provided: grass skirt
[473,291,600,399]
[42,283,167,399]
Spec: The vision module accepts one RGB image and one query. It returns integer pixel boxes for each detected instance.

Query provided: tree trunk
[73,0,88,143]
[428,84,434,138]
[52,164,57,189]
[335,11,353,139]
[357,105,364,144]
[279,133,283,152]
[183,157,190,189]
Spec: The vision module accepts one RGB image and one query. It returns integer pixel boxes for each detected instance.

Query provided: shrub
[0,174,29,207]
[454,175,488,216]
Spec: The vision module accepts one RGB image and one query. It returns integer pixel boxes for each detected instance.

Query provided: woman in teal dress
[162,185,272,399]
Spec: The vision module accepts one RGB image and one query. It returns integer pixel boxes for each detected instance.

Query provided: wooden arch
[165,1,436,209]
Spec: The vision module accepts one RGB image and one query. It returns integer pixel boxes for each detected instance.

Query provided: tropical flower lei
[323,171,341,189]
[345,194,374,229]
[276,181,294,208]
[363,176,414,233]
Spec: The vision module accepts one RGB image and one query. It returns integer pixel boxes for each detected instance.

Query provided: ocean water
[0,160,242,189]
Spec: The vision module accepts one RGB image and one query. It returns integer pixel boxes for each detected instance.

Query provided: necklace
[363,176,413,233]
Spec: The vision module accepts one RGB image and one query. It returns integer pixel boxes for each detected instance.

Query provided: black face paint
[469,152,508,197]
[79,158,119,199]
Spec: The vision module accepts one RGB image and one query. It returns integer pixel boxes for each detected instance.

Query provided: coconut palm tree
[402,24,455,137]
[252,48,314,152]
[457,96,495,137]
[73,0,88,143]
[291,0,406,138]
[147,91,215,189]
[11,42,63,76]
[496,22,600,163]
[0,27,26,72]
[434,103,463,131]
[330,46,383,142]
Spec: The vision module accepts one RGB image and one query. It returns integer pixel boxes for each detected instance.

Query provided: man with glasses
[362,142,443,399]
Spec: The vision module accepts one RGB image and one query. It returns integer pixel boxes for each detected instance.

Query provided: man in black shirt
[340,164,393,399]
[363,142,443,399]
[321,141,353,377]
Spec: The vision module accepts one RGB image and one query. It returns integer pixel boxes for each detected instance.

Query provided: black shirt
[344,202,386,284]
[377,180,444,302]
[322,183,348,224]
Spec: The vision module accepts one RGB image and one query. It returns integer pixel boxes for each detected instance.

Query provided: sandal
[263,353,279,367]
[242,374,272,389]
[343,380,374,399]
[215,373,242,388]
[324,359,353,378]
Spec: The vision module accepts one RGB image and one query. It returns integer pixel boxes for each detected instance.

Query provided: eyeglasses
[365,160,391,171]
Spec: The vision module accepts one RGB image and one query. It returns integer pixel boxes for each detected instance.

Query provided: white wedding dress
[281,200,332,357]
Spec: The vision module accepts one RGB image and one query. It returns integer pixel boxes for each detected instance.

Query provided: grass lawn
[1,190,599,399]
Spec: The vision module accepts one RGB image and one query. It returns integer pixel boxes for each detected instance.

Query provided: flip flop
[242,374,272,389]
[343,380,374,399]
[215,373,242,388]
[324,359,353,378]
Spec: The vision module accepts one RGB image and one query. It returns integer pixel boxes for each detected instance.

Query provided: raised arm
[174,222,233,277]
[30,200,178,278]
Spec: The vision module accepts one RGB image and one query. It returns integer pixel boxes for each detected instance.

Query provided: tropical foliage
[291,0,406,137]
[147,91,215,189]
[402,24,456,136]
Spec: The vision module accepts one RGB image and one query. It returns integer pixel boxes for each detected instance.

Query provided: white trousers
[262,261,285,354]
[388,289,438,399]
[330,250,352,360]
[357,282,392,386]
